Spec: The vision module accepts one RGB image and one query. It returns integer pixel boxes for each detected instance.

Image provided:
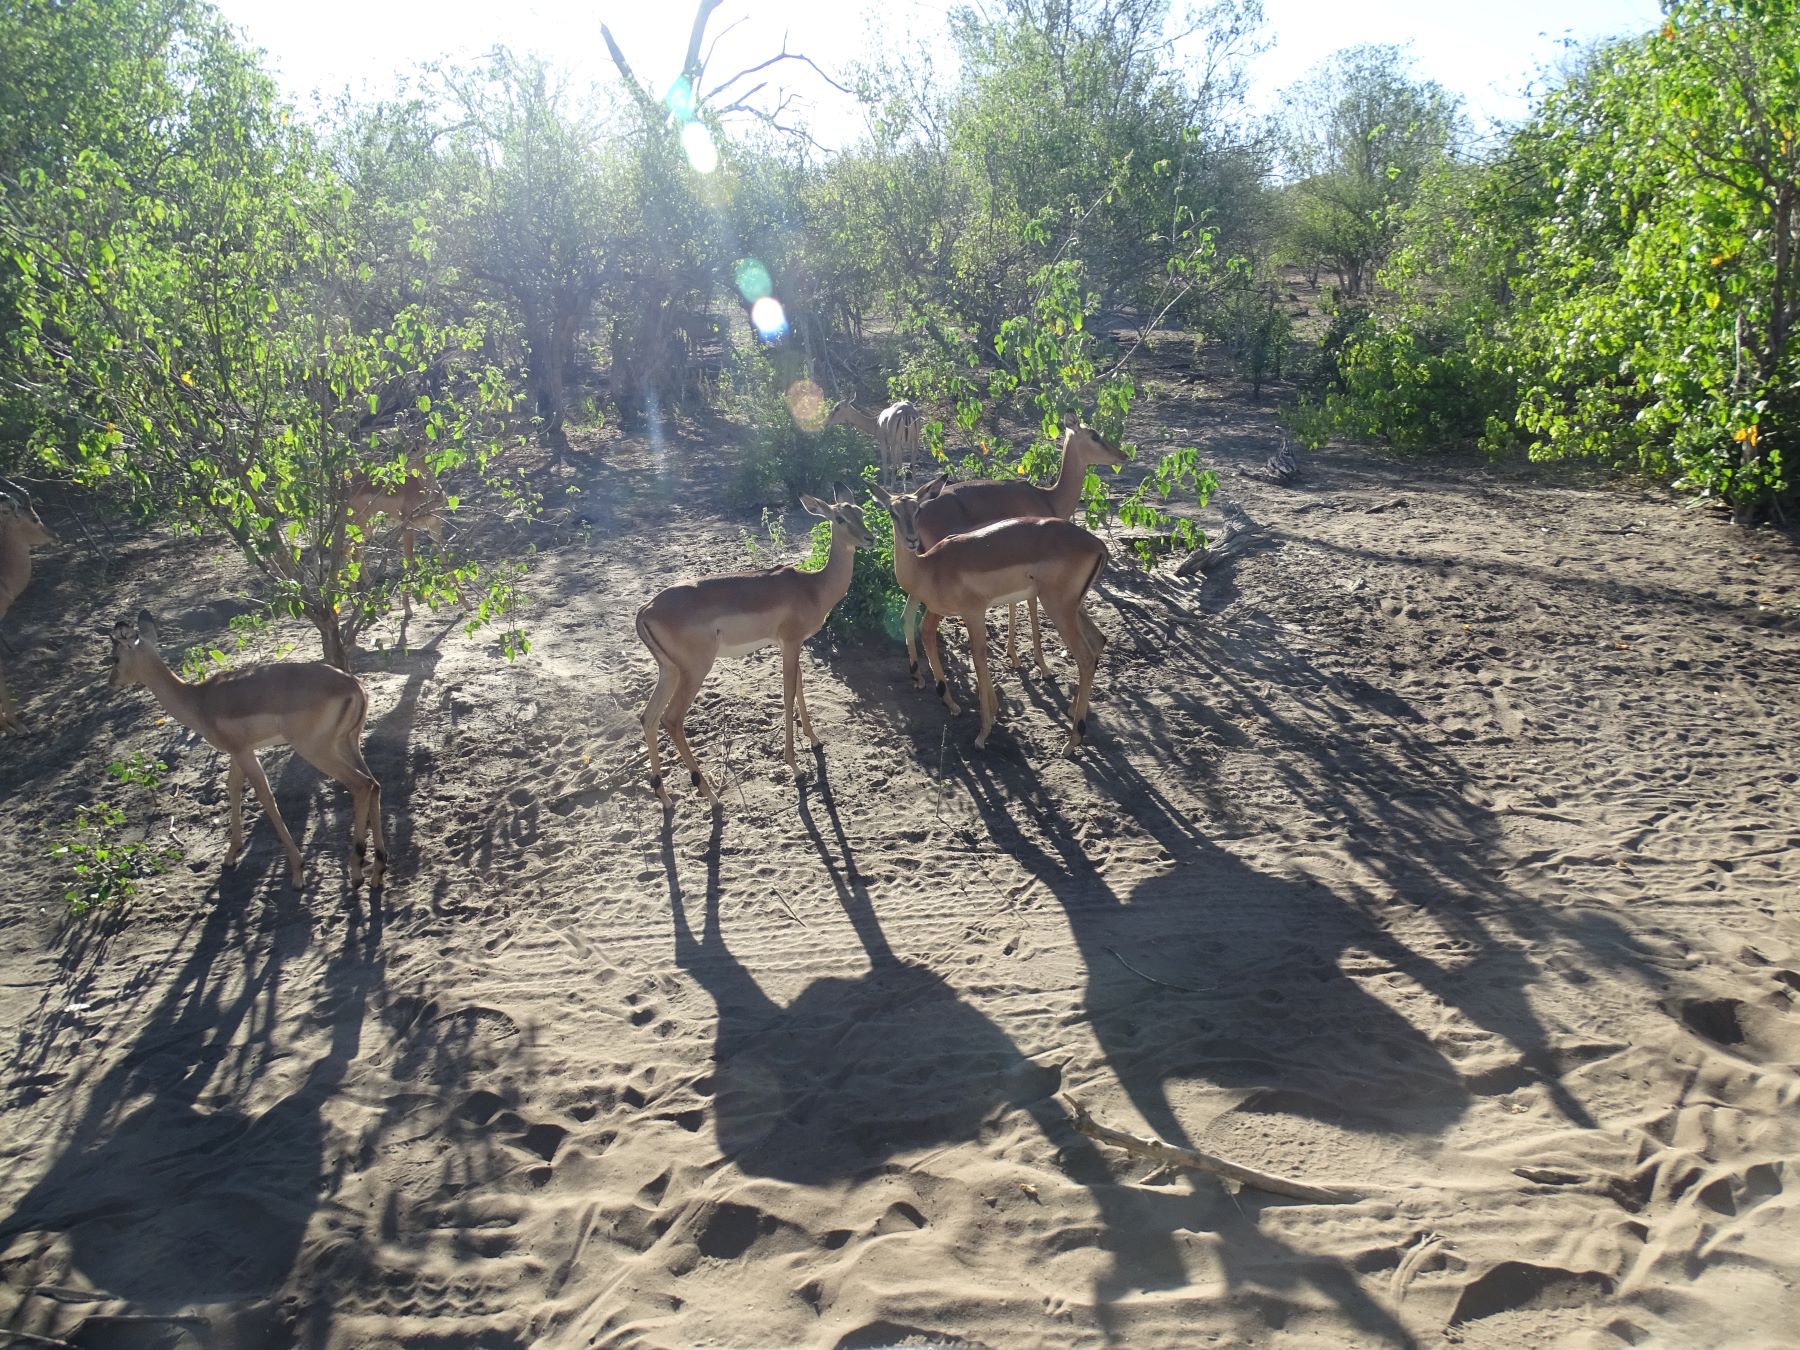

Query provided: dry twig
[1059,1092,1362,1204]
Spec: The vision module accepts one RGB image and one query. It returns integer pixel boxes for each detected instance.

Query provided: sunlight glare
[785,378,826,432]
[735,258,773,304]
[750,296,789,342]
[663,75,698,124]
[680,121,718,174]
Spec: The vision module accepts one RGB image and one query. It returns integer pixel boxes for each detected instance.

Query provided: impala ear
[867,481,895,507]
[798,494,829,517]
[919,474,949,501]
[135,610,160,644]
[831,480,857,503]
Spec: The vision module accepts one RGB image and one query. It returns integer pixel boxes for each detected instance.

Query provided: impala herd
[0,402,1127,889]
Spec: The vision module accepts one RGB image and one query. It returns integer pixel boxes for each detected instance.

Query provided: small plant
[50,801,183,915]
[50,756,186,914]
[738,507,792,567]
[1111,446,1218,566]
[106,753,169,791]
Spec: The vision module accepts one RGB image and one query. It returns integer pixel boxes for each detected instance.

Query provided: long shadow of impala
[660,757,1420,1342]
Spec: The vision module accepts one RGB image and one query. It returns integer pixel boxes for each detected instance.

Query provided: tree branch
[599,24,657,114]
[1060,1093,1362,1204]
[682,0,726,79]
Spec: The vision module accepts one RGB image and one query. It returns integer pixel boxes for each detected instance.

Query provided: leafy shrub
[724,340,869,507]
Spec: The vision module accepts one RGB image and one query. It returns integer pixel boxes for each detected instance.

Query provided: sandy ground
[1,374,1798,1350]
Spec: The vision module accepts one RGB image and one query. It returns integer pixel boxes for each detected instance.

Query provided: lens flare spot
[680,121,718,174]
[750,296,789,342]
[785,379,827,432]
[664,76,697,123]
[735,258,773,304]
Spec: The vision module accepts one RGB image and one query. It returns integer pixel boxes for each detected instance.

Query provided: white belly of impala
[718,636,777,659]
[988,587,1033,608]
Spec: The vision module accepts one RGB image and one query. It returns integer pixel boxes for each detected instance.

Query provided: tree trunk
[308,604,353,673]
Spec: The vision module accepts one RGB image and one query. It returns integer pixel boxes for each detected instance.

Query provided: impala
[900,424,1128,681]
[636,487,875,808]
[870,479,1108,751]
[108,611,387,888]
[824,399,923,483]
[0,492,57,734]
[347,452,456,617]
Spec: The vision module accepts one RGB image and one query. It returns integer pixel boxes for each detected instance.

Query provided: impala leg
[922,611,961,715]
[241,754,305,884]
[298,743,381,887]
[1005,603,1020,668]
[790,644,821,750]
[1075,604,1107,663]
[780,640,802,779]
[902,594,925,687]
[225,761,247,864]
[1043,598,1100,751]
[1030,598,1052,678]
[400,527,417,621]
[665,671,718,805]
[641,660,679,808]
[968,620,999,749]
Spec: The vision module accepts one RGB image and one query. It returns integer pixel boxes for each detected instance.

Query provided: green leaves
[1,0,535,667]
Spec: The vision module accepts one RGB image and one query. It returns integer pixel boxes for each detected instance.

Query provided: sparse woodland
[1,1,1798,1347]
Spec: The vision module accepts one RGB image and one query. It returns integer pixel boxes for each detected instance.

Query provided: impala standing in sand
[901,423,1127,680]
[871,478,1108,751]
[637,486,875,807]
[824,399,924,484]
[108,611,387,888]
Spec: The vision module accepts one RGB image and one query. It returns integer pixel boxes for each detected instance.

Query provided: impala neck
[891,522,924,593]
[815,517,861,608]
[834,405,879,437]
[1045,438,1093,518]
[133,644,209,734]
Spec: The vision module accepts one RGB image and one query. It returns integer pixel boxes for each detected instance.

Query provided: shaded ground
[2,368,1798,1349]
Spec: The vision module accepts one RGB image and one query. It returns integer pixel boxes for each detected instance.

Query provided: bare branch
[704,36,855,105]
[682,0,726,78]
[1060,1093,1362,1204]
[700,14,748,82]
[600,24,657,113]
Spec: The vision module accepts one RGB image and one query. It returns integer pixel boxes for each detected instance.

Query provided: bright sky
[213,0,1665,146]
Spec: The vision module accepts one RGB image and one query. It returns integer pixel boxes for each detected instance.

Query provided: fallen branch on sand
[1175,498,1267,579]
[1059,1093,1362,1204]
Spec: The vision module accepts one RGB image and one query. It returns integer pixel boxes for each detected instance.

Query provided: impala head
[1064,423,1129,469]
[799,483,876,549]
[0,492,56,548]
[823,401,863,430]
[108,610,162,689]
[868,474,949,554]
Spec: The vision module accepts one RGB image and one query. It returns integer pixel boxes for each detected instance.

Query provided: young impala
[870,479,1108,751]
[636,487,875,808]
[108,611,387,888]
[0,492,57,734]
[901,424,1128,681]
[346,451,456,618]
